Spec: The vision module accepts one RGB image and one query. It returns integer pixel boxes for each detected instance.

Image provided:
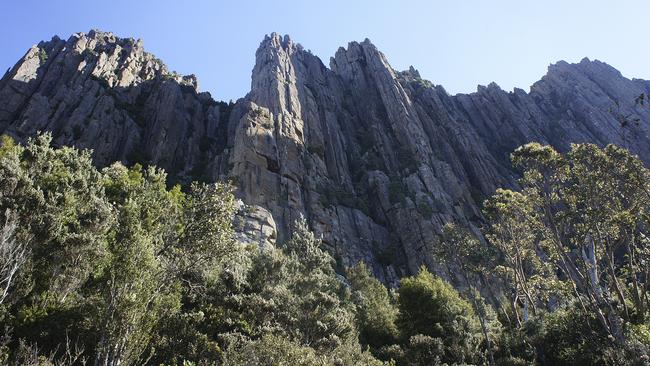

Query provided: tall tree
[489,142,650,344]
[437,223,500,364]
[94,164,237,366]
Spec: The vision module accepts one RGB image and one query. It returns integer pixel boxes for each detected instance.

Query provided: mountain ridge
[1,29,649,284]
[5,30,632,99]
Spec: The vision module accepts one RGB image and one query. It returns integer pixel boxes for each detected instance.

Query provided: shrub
[529,304,650,366]
[397,267,483,364]
[37,49,48,63]
[347,263,399,351]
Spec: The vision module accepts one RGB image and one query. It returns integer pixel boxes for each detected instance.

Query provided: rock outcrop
[0,30,231,183]
[2,30,649,284]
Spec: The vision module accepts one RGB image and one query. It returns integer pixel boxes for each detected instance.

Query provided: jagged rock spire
[2,31,650,284]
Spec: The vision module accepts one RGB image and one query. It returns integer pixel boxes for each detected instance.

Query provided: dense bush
[0,134,237,365]
[0,133,648,366]
[397,267,484,364]
[527,303,650,366]
[347,263,399,351]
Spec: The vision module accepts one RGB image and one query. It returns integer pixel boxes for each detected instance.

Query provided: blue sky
[2,0,649,101]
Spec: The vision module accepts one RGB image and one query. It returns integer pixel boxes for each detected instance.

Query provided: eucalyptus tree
[487,142,650,344]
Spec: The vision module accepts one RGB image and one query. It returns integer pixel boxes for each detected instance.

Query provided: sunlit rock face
[2,30,649,285]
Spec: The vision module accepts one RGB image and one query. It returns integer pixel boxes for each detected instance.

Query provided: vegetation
[458,142,650,364]
[347,263,399,351]
[397,268,485,364]
[0,134,382,364]
[0,132,647,365]
[37,49,48,63]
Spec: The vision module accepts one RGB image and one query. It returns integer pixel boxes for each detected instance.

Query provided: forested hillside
[0,135,647,365]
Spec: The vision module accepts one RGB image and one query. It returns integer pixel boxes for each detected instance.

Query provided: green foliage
[505,143,649,339]
[94,163,186,365]
[243,218,357,352]
[221,332,388,366]
[2,132,647,366]
[493,327,536,365]
[221,333,325,366]
[0,134,237,365]
[483,188,559,323]
[397,267,483,364]
[37,49,48,64]
[148,310,222,365]
[0,134,113,315]
[528,304,649,365]
[401,334,445,366]
[480,142,650,363]
[153,217,384,364]
[178,182,237,280]
[347,263,398,351]
[0,135,17,158]
[249,107,264,119]
[438,223,493,277]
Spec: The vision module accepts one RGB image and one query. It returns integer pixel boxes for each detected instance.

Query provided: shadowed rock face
[2,30,649,285]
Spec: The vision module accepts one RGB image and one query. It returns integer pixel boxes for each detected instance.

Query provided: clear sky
[2,0,649,102]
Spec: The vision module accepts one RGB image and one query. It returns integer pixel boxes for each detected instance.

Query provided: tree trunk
[461,267,495,366]
[581,234,602,299]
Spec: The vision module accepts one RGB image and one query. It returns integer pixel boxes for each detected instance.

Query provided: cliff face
[2,30,649,284]
[0,30,232,182]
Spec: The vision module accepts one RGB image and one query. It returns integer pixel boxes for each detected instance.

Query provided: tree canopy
[0,134,648,365]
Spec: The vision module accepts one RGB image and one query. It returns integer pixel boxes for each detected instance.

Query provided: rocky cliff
[2,30,649,284]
